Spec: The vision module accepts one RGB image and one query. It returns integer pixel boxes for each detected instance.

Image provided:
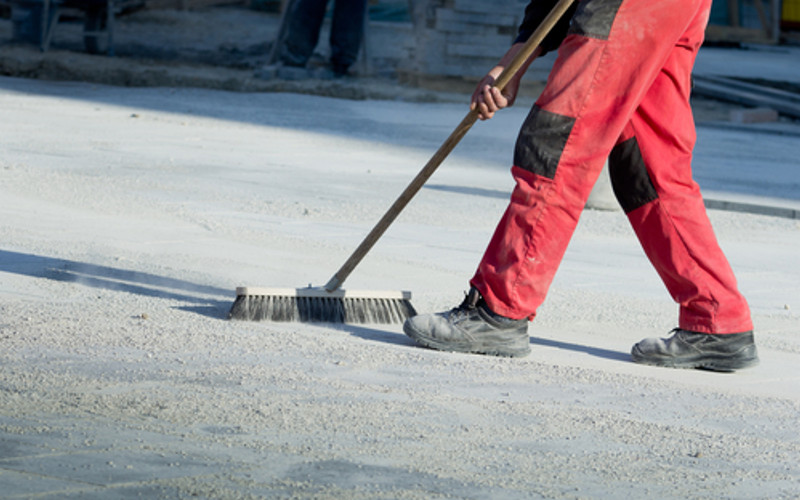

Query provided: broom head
[228,286,416,324]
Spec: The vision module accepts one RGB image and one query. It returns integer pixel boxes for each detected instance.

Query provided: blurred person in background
[274,0,367,77]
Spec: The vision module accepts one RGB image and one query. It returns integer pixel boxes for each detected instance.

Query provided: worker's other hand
[470,67,517,121]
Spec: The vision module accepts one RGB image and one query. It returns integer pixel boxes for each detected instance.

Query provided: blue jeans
[280,0,367,70]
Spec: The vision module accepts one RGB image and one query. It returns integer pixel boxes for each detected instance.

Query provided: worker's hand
[470,67,518,121]
[470,43,541,121]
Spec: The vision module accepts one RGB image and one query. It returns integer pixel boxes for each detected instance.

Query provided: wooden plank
[443,32,514,46]
[727,0,740,26]
[698,75,800,105]
[435,8,517,27]
[754,0,771,34]
[447,41,513,58]
[453,0,524,16]
[729,107,779,123]
[435,18,505,35]
[705,24,773,43]
[693,75,800,119]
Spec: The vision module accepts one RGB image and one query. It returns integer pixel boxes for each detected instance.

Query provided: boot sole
[631,345,759,372]
[403,323,531,358]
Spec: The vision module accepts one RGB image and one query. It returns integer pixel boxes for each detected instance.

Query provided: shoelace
[444,290,482,322]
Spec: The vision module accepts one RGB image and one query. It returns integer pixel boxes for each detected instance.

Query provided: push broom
[228,0,576,324]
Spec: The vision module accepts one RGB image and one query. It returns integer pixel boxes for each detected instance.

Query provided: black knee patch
[609,137,658,213]
[568,0,626,40]
[514,105,575,179]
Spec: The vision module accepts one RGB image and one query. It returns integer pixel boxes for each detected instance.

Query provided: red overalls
[471,0,753,334]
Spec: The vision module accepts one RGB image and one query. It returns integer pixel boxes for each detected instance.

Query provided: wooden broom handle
[324,0,576,293]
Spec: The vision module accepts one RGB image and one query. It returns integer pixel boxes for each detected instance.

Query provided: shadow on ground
[0,249,232,317]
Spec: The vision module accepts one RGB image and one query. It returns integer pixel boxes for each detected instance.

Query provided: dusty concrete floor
[1,74,799,500]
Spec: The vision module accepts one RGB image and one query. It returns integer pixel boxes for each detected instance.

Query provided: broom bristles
[228,287,416,324]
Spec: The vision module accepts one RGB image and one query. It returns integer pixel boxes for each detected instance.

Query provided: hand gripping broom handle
[324,0,576,293]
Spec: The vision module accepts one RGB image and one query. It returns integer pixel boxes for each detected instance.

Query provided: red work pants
[471,0,753,334]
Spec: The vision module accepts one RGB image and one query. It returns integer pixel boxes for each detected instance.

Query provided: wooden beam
[693,75,800,120]
[728,0,740,26]
[705,24,772,44]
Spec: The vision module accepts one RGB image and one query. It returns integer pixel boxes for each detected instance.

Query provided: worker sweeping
[403,0,759,371]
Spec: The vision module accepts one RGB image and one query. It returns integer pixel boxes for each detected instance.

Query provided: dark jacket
[514,0,579,54]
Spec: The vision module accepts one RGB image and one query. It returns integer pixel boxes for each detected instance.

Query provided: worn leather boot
[631,329,758,371]
[403,288,530,358]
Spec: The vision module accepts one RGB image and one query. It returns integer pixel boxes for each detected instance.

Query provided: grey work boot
[631,328,758,372]
[403,288,530,358]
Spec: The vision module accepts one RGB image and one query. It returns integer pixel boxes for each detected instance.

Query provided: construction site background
[0,0,797,108]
